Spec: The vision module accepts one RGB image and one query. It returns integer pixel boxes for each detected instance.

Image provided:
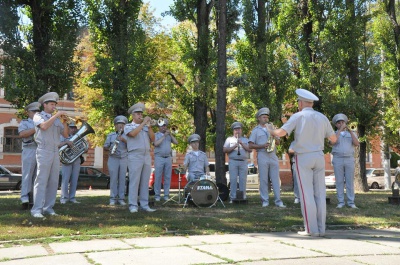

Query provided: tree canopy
[1,0,400,187]
[0,0,83,110]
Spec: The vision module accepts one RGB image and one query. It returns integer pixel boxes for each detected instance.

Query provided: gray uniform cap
[24,102,40,111]
[231,122,243,130]
[296,88,319,102]
[255,108,270,119]
[128,102,145,114]
[38,92,59,104]
[114,115,128,124]
[188,134,201,143]
[332,113,348,124]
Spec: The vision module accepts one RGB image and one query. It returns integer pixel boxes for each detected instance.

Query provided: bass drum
[184,179,218,207]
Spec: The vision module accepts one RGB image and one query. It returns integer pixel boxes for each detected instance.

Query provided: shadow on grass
[0,190,398,242]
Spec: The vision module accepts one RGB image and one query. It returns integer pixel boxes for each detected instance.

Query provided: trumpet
[61,115,84,127]
[171,126,178,134]
[343,122,357,132]
[142,118,157,126]
[146,117,168,127]
[349,123,357,131]
[149,119,158,126]
[55,109,83,127]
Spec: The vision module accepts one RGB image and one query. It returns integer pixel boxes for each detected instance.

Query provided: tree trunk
[355,125,368,192]
[382,129,392,190]
[30,0,54,92]
[386,0,400,98]
[194,99,208,152]
[215,0,227,184]
[193,0,213,151]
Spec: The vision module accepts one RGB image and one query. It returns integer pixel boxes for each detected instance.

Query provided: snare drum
[184,179,218,207]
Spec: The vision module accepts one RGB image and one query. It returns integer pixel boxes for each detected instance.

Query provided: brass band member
[104,115,128,206]
[331,113,359,209]
[31,92,69,218]
[18,102,40,209]
[271,89,337,237]
[124,103,156,213]
[249,108,285,208]
[153,118,178,202]
[223,122,252,203]
[182,134,210,182]
[59,122,81,204]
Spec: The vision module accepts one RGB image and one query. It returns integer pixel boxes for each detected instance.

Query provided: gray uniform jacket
[154,132,172,157]
[223,136,249,160]
[184,151,209,178]
[249,125,270,153]
[18,118,37,149]
[331,131,357,157]
[124,123,151,153]
[33,111,64,151]
[104,132,128,158]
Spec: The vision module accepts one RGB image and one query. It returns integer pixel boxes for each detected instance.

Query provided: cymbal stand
[178,169,183,203]
[216,195,226,208]
[163,168,183,205]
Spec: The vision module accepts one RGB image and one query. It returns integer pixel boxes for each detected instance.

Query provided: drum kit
[164,168,227,208]
[183,177,226,208]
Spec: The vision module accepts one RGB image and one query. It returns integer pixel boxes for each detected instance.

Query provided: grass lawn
[0,189,398,245]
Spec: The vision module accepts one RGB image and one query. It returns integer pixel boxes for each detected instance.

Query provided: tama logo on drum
[196,185,213,190]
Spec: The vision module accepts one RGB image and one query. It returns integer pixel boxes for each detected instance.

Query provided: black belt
[159,156,170,158]
[23,140,34,144]
[232,159,245,161]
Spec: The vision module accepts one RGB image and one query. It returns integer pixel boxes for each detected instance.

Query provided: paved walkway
[0,228,399,265]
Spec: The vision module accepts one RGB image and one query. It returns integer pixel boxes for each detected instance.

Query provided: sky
[146,0,177,28]
[19,1,178,28]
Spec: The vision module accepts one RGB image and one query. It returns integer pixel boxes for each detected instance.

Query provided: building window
[67,91,74,100]
[366,152,371,163]
[3,127,22,153]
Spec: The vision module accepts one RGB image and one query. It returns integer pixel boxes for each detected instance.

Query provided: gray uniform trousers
[228,160,248,200]
[31,149,60,215]
[332,156,355,206]
[292,162,300,200]
[154,156,172,199]
[108,156,128,203]
[20,147,37,203]
[295,152,326,235]
[127,150,152,210]
[257,152,283,205]
[60,158,80,203]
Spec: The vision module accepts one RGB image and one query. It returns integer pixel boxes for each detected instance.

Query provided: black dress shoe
[21,202,29,210]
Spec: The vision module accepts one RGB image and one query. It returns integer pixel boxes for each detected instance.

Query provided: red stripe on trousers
[295,155,310,232]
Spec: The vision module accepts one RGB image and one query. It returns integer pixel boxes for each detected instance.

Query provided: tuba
[59,121,95,164]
